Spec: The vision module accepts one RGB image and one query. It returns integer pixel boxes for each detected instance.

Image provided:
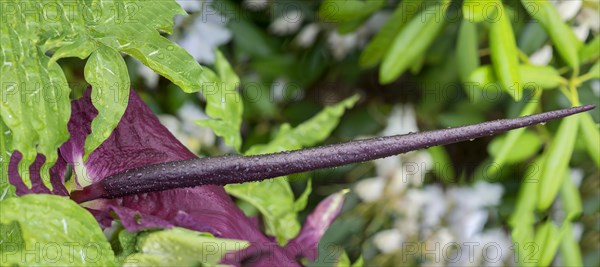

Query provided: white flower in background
[177,1,232,64]
[553,0,583,21]
[269,8,304,35]
[355,177,385,203]
[591,80,600,97]
[158,102,216,152]
[373,228,403,254]
[553,0,600,41]
[422,228,455,267]
[295,23,320,47]
[327,31,359,60]
[176,0,203,12]
[243,0,269,11]
[529,45,553,66]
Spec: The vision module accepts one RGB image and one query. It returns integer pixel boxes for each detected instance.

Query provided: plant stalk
[71,105,595,203]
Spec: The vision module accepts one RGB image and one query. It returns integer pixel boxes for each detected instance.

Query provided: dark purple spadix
[71,104,595,203]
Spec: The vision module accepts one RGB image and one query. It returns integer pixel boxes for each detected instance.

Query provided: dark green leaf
[380,3,449,84]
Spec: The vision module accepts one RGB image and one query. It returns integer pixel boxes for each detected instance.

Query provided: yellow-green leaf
[489,2,521,100]
[83,44,130,163]
[379,3,449,84]
[521,0,581,69]
[359,0,423,67]
[537,115,579,211]
[559,172,582,220]
[579,112,600,167]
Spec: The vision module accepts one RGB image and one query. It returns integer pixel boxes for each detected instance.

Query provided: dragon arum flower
[7,87,594,265]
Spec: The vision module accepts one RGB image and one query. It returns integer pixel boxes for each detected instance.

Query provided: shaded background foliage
[1,0,599,266]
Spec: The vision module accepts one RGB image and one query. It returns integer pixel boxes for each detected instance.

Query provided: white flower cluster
[530,0,599,65]
[356,104,513,266]
[158,101,216,153]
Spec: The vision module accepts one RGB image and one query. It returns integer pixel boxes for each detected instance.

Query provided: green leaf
[359,0,423,67]
[0,119,15,200]
[294,179,312,212]
[0,194,116,266]
[456,20,480,83]
[488,130,542,164]
[1,19,72,188]
[537,115,579,211]
[95,23,205,93]
[226,96,358,245]
[379,2,449,84]
[518,22,548,55]
[123,228,248,266]
[521,0,581,69]
[427,146,455,183]
[83,44,130,163]
[195,51,243,151]
[560,172,582,220]
[319,0,385,22]
[559,222,583,267]
[579,36,599,64]
[579,112,600,167]
[1,0,202,187]
[534,221,563,266]
[519,65,563,89]
[463,0,496,22]
[246,95,360,154]
[587,60,600,79]
[468,65,562,90]
[510,157,544,228]
[482,93,540,179]
[489,2,521,100]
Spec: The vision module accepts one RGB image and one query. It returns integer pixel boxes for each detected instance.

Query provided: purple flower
[8,88,345,266]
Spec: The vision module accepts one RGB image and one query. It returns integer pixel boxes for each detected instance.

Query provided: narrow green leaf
[84,44,130,164]
[587,60,600,79]
[489,2,522,100]
[560,171,582,220]
[518,22,548,55]
[0,116,15,201]
[579,36,599,64]
[519,65,563,89]
[483,93,540,179]
[427,146,455,183]
[488,130,542,163]
[510,157,543,229]
[456,20,480,83]
[194,51,243,151]
[534,221,563,266]
[559,222,583,267]
[521,0,581,69]
[579,112,600,167]
[359,0,423,67]
[319,0,385,22]
[124,228,248,266]
[294,179,312,212]
[246,95,359,153]
[0,194,116,266]
[380,3,448,84]
[336,250,351,267]
[469,65,562,90]
[226,96,358,245]
[537,115,579,211]
[463,0,497,22]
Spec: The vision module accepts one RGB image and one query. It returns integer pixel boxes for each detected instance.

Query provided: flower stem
[71,105,596,203]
